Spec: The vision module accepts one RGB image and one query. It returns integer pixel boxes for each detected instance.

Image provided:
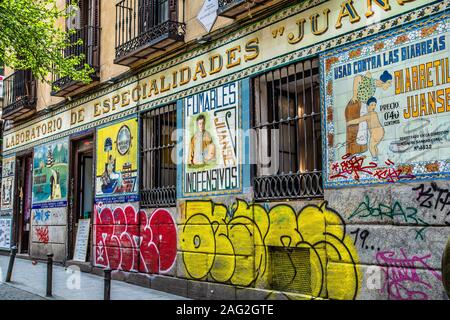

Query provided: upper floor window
[52,0,101,96]
[251,57,323,201]
[140,103,177,207]
[115,0,185,66]
[2,70,37,121]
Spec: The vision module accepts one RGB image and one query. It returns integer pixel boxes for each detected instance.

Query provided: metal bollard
[104,268,112,300]
[46,253,54,297]
[5,245,18,282]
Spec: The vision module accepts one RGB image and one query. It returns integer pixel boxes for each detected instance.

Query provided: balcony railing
[115,0,185,66]
[218,0,275,18]
[2,70,37,121]
[51,25,101,96]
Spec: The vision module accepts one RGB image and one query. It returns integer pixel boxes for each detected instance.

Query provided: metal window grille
[141,103,177,207]
[252,57,323,201]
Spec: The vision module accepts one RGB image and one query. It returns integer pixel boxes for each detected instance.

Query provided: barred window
[252,57,323,201]
[141,103,177,207]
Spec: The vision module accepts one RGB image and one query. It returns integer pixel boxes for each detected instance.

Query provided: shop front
[1,0,449,300]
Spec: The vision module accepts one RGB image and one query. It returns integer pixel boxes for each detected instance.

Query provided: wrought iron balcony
[51,25,101,96]
[2,70,37,121]
[115,0,185,66]
[218,0,277,18]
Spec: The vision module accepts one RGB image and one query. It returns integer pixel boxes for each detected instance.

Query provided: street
[0,255,188,300]
[0,283,44,300]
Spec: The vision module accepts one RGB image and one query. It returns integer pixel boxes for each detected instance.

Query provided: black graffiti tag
[413,183,450,225]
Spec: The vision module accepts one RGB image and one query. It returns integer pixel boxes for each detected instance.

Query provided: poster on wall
[322,16,450,187]
[0,218,12,249]
[95,117,138,203]
[1,156,15,212]
[183,81,241,196]
[32,139,69,207]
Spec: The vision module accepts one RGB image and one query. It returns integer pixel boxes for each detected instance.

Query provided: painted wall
[177,198,362,299]
[92,116,175,274]
[326,181,449,300]
[171,8,449,300]
[1,0,449,301]
[30,139,69,262]
[93,203,177,275]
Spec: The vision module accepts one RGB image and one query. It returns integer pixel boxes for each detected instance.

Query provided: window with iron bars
[140,103,177,207]
[252,57,323,201]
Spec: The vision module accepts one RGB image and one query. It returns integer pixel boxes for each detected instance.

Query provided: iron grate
[270,246,311,295]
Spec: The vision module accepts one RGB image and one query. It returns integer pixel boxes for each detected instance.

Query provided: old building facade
[1,0,449,300]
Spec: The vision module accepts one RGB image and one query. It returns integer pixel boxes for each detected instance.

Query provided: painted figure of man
[189,114,216,166]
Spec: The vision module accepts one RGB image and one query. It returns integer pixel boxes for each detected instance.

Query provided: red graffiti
[330,153,377,180]
[93,204,177,274]
[35,226,49,244]
[372,159,414,183]
[139,209,177,273]
[330,154,415,182]
[94,205,139,271]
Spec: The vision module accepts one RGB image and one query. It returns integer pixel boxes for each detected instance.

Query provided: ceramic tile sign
[32,139,69,208]
[183,81,241,196]
[95,117,139,203]
[322,17,450,187]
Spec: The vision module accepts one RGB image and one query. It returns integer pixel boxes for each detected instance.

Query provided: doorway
[15,153,33,254]
[68,136,94,262]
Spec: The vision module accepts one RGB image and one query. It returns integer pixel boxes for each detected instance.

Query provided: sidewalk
[0,255,189,300]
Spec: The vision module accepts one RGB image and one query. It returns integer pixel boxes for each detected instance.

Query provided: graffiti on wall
[34,210,51,223]
[183,82,241,196]
[95,118,138,201]
[32,207,66,226]
[376,248,442,300]
[32,139,69,206]
[413,182,450,225]
[348,195,429,240]
[180,199,361,299]
[93,204,177,274]
[323,18,450,187]
[330,153,415,183]
[35,226,49,244]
